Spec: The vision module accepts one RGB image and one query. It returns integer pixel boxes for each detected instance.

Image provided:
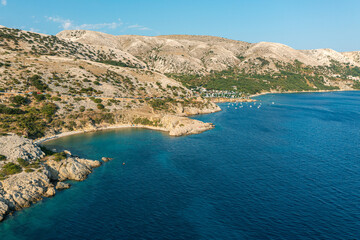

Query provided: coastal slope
[0,134,102,221]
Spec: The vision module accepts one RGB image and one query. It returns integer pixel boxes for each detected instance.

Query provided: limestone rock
[160,115,215,136]
[55,182,70,190]
[0,134,45,162]
[45,157,101,181]
[1,171,51,210]
[101,157,113,162]
[0,200,9,222]
[44,187,56,197]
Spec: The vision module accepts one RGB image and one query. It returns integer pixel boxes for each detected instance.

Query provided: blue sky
[0,0,359,51]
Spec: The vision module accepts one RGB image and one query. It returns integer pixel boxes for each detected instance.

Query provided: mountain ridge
[57,29,360,74]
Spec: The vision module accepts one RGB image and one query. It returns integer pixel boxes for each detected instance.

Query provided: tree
[10,95,29,106]
[41,103,58,116]
[97,103,105,110]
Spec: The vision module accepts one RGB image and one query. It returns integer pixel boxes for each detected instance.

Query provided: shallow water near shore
[1,91,360,239]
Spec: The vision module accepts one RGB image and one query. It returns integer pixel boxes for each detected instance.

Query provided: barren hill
[57,30,360,75]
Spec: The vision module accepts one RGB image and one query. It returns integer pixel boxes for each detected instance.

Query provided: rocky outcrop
[45,155,101,181]
[0,135,102,222]
[55,182,70,190]
[0,134,45,162]
[173,100,221,116]
[160,115,214,136]
[101,157,113,162]
[0,200,9,222]
[0,171,52,210]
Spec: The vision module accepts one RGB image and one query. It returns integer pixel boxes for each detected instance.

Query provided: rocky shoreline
[35,113,218,144]
[0,134,108,222]
[0,105,221,222]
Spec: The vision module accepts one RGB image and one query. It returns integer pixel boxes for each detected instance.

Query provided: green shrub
[29,161,41,169]
[53,152,66,162]
[1,163,22,175]
[90,97,102,104]
[40,146,55,156]
[0,104,26,114]
[41,103,58,116]
[98,60,135,68]
[29,75,48,91]
[0,155,6,161]
[17,158,29,167]
[32,92,46,101]
[52,96,61,101]
[10,95,29,106]
[97,103,105,110]
[18,113,46,139]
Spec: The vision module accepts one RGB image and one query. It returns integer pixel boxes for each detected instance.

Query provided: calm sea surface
[1,91,360,240]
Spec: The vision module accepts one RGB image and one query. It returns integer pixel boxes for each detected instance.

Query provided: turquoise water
[1,91,360,239]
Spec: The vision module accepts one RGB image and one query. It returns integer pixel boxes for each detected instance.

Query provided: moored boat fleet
[226,101,275,109]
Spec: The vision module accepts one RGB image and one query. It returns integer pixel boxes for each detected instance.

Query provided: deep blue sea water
[1,91,360,240]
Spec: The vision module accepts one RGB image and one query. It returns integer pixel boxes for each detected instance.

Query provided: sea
[0,91,359,240]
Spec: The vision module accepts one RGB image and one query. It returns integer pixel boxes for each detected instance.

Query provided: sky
[0,0,359,52]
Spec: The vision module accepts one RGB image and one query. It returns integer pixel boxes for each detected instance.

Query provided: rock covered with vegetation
[45,151,101,181]
[0,135,102,222]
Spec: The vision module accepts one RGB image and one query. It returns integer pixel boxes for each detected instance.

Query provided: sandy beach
[35,124,170,144]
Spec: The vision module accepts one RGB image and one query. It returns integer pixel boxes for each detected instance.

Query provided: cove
[0,91,360,240]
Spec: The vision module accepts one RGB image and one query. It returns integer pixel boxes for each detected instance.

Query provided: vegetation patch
[17,158,29,167]
[1,163,22,176]
[53,152,67,162]
[133,117,162,127]
[29,75,48,91]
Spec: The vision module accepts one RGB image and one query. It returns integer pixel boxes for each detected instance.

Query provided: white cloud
[29,28,40,33]
[77,22,122,30]
[46,16,123,31]
[47,17,73,30]
[46,16,154,34]
[128,24,151,31]
[1,0,7,6]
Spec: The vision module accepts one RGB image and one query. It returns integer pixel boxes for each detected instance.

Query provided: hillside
[0,26,220,139]
[57,30,360,71]
[1,25,360,138]
[57,29,360,95]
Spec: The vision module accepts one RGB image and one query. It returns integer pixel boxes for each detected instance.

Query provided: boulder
[55,182,71,190]
[44,187,56,197]
[101,157,113,162]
